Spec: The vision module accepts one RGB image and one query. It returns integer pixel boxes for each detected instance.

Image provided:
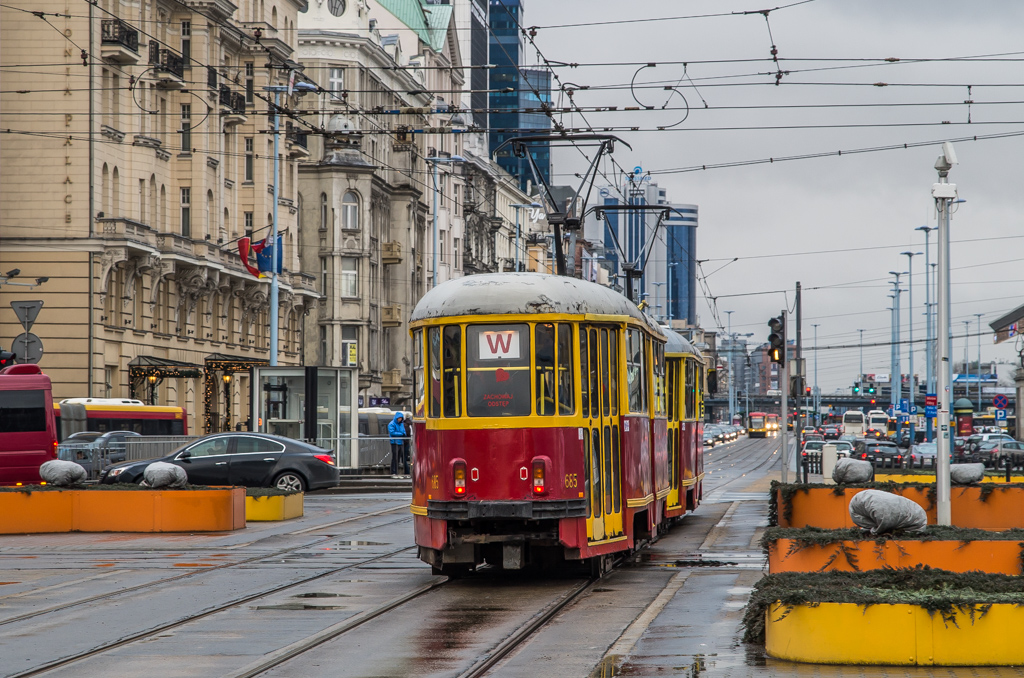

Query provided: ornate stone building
[1,0,316,433]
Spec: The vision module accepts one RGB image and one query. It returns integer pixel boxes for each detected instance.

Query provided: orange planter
[768,538,1024,575]
[0,488,245,533]
[777,486,1024,531]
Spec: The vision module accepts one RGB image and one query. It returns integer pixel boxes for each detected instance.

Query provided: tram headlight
[452,459,467,495]
[532,457,549,496]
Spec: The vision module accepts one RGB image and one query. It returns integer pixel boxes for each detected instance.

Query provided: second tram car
[748,412,768,438]
[409,274,706,575]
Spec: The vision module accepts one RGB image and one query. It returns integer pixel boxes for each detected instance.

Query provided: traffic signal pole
[780,311,789,484]
[795,282,803,455]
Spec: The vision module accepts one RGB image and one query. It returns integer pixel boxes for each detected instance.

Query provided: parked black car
[852,439,904,468]
[99,433,339,491]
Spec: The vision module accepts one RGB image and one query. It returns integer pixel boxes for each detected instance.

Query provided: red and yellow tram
[409,273,706,575]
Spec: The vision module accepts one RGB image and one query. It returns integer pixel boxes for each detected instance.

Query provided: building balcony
[286,130,309,159]
[101,20,140,64]
[156,231,195,257]
[206,66,218,90]
[149,42,185,88]
[381,369,403,393]
[219,86,247,125]
[381,241,402,265]
[238,22,292,61]
[382,304,402,328]
[97,217,156,252]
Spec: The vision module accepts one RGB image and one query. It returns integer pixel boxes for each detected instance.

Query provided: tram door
[581,325,623,542]
[665,357,683,511]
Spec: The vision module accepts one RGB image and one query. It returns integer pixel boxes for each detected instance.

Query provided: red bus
[54,399,188,440]
[0,364,58,485]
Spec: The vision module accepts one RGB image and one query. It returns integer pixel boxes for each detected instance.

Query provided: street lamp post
[857,329,865,391]
[963,320,972,404]
[916,226,936,439]
[510,202,541,272]
[426,155,466,288]
[812,323,820,426]
[902,251,922,445]
[889,271,907,430]
[726,310,734,424]
[933,142,958,526]
[975,312,984,409]
[652,281,667,322]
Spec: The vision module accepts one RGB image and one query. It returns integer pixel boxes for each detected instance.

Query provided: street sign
[925,394,937,407]
[995,409,1007,421]
[925,405,937,418]
[886,406,895,417]
[899,399,909,413]
[910,405,918,415]
[994,394,1009,410]
[10,300,43,333]
[11,332,43,364]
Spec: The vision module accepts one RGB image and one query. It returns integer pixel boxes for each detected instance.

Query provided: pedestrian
[388,411,405,478]
[402,413,412,477]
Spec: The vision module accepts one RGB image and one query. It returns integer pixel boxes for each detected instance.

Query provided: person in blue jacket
[387,412,406,477]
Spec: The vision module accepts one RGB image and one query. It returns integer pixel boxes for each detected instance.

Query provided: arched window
[111,167,120,216]
[297,193,303,230]
[101,164,109,215]
[320,193,328,231]
[159,184,166,230]
[206,190,214,240]
[341,191,358,231]
[149,175,157,228]
[223,207,230,241]
[271,6,277,28]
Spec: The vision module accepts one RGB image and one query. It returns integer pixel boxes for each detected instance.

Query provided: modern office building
[488,0,551,191]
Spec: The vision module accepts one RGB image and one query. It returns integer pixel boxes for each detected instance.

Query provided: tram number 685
[563,473,578,488]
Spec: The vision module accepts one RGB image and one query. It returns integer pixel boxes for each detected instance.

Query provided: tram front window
[466,324,531,417]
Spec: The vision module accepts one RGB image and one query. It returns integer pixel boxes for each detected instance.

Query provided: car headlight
[107,467,127,478]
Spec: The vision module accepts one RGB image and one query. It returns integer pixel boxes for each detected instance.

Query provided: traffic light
[768,314,786,365]
[789,375,804,399]
[805,386,812,395]
[853,383,861,394]
[870,399,876,405]
[0,351,15,369]
[867,384,876,394]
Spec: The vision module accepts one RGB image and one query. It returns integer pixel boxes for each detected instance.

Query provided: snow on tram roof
[661,325,701,358]
[410,273,660,331]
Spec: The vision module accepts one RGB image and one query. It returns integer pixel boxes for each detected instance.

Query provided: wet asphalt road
[6,436,1014,677]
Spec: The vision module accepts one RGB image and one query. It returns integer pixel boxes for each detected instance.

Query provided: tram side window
[413,329,424,418]
[667,359,678,422]
[466,324,531,417]
[612,424,621,512]
[603,425,613,515]
[443,326,462,418]
[592,428,602,518]
[579,329,590,415]
[653,343,666,417]
[684,358,696,421]
[428,327,441,418]
[626,329,647,414]
[589,328,599,419]
[536,323,556,416]
[600,329,611,418]
[557,324,574,415]
[608,329,618,416]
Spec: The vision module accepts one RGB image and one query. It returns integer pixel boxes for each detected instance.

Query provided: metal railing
[149,43,184,79]
[207,65,218,89]
[101,20,138,52]
[125,436,198,462]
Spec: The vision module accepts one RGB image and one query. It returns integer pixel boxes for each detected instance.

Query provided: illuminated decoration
[203,353,268,433]
[128,356,202,404]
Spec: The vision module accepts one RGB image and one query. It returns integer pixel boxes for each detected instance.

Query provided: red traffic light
[870,399,876,404]
[0,351,15,368]
[805,387,811,394]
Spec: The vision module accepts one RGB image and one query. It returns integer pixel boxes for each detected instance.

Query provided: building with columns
[0,0,316,434]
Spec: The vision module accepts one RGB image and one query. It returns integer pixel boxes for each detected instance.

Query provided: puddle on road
[408,601,509,673]
[293,592,357,598]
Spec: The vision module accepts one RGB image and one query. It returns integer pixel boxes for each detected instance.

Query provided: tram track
[7,540,420,678]
[0,504,410,629]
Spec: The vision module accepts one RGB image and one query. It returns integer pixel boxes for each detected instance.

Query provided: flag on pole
[255,234,282,275]
[237,237,264,278]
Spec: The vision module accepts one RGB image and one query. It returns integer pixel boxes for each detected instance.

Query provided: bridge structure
[707,393,1016,413]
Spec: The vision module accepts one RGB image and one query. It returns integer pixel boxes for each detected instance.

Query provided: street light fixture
[425,155,466,287]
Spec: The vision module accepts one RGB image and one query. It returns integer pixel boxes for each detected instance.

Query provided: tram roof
[410,273,661,332]
[662,326,701,358]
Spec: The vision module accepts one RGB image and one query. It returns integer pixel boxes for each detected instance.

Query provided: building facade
[1,0,316,434]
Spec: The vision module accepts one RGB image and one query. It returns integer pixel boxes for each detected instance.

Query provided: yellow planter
[766,601,1024,665]
[876,473,1024,484]
[245,493,304,521]
[0,488,245,533]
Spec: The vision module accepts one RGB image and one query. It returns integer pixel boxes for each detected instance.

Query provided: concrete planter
[776,485,1024,530]
[768,538,1023,575]
[766,601,1024,665]
[245,493,304,521]
[0,488,245,533]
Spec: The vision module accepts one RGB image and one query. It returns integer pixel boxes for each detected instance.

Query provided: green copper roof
[376,0,450,52]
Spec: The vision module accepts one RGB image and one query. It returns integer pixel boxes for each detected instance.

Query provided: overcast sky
[522,0,1024,392]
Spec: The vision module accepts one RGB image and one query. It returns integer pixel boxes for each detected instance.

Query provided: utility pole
[933,142,958,526]
[774,310,789,484]
[858,329,865,389]
[917,226,935,441]
[795,282,802,456]
[812,323,820,427]
[963,320,972,403]
[726,310,735,425]
[975,312,984,409]
[903,251,922,445]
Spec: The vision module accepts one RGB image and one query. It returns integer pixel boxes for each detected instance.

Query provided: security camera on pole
[933,142,958,526]
[769,312,788,483]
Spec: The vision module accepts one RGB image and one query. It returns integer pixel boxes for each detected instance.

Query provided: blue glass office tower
[489,0,551,191]
[665,205,698,324]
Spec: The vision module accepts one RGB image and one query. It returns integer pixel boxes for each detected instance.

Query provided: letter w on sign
[479,330,520,360]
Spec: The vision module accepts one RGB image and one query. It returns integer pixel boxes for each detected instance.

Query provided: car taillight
[532,458,547,496]
[860,453,867,459]
[52,440,57,456]
[453,459,467,495]
[314,454,335,465]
